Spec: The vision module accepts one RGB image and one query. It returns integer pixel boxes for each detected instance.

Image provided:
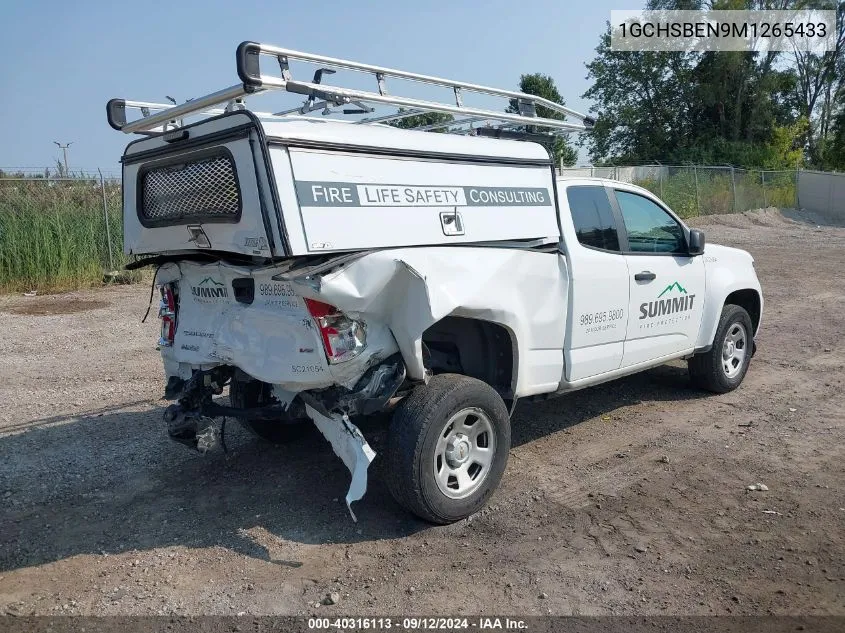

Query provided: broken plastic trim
[302,396,375,522]
[295,357,404,520]
[333,354,406,416]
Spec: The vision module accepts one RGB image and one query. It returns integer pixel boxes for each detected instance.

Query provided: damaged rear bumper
[162,356,406,518]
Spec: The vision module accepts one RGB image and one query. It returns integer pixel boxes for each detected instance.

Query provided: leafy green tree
[505,73,578,167]
[788,1,845,165]
[582,24,698,164]
[822,107,845,168]
[582,0,810,168]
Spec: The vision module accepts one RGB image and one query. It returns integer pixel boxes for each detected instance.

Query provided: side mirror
[688,229,705,256]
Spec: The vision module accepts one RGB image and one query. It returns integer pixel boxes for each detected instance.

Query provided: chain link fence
[0,170,129,292]
[558,165,799,219]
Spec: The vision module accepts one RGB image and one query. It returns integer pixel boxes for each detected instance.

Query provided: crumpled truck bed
[157,261,399,391]
[160,246,569,399]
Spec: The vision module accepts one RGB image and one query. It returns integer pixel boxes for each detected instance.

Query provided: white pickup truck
[108,43,762,523]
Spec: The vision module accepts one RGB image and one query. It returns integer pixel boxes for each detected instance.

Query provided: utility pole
[53,141,72,175]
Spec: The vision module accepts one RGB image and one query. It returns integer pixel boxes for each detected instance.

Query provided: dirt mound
[691,207,798,230]
[693,207,845,230]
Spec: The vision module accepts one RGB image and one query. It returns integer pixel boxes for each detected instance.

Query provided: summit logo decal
[657,281,687,298]
[191,277,229,300]
[639,281,695,320]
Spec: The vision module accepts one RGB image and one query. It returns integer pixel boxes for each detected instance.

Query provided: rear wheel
[689,304,753,393]
[229,379,310,443]
[386,374,510,524]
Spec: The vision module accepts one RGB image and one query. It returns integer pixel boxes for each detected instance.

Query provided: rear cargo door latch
[439,210,464,236]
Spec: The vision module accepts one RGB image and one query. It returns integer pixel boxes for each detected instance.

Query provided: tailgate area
[157,261,397,391]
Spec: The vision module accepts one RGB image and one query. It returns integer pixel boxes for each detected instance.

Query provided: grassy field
[0,177,135,293]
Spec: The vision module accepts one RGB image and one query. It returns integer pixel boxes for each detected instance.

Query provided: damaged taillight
[304,298,367,364]
[158,284,177,347]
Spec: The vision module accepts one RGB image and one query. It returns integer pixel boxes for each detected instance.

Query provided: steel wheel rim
[433,407,496,500]
[721,322,747,378]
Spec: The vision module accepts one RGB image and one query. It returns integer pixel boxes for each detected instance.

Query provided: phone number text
[579,308,624,327]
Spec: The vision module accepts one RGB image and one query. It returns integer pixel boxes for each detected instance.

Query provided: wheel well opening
[421,316,514,399]
[725,289,761,333]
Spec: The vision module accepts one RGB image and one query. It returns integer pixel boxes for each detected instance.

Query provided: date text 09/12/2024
[307,617,528,630]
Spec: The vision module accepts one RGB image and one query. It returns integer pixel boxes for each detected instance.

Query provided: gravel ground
[0,208,843,617]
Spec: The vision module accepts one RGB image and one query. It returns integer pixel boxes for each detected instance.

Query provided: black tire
[386,374,511,524]
[229,380,310,443]
[689,304,754,393]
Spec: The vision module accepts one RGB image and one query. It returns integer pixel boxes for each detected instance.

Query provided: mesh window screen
[139,151,240,224]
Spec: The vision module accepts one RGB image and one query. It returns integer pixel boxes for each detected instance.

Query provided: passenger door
[560,185,630,381]
[611,189,705,367]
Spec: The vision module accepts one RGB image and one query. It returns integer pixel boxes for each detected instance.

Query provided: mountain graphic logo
[657,281,688,298]
[191,277,228,299]
[197,277,224,287]
[639,280,695,321]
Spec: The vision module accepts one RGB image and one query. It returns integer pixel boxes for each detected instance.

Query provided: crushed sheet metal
[157,247,568,399]
[306,404,376,522]
[294,247,569,395]
[156,261,398,390]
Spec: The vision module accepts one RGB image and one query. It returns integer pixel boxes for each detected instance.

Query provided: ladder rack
[107,41,596,137]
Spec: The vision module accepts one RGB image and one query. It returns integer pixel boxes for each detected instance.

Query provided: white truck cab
[108,43,762,523]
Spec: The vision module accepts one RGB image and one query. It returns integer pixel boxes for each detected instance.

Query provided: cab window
[565,185,620,252]
[614,190,686,254]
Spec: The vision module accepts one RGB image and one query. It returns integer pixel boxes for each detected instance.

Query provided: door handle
[634,271,656,282]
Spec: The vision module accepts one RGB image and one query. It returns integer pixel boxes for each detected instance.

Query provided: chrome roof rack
[107,41,595,137]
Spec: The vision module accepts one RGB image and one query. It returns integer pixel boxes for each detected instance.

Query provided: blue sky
[0,0,641,174]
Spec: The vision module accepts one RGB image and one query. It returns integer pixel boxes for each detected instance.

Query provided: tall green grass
[633,169,797,219]
[0,177,132,293]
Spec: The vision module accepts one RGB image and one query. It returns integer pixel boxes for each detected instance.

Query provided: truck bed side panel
[300,247,569,397]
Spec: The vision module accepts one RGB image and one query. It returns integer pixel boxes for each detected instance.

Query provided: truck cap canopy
[259,118,553,163]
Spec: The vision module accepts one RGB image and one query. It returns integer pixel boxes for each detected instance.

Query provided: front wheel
[689,304,754,393]
[386,374,511,524]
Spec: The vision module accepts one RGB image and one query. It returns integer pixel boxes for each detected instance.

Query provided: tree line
[584,0,844,169]
[394,0,844,170]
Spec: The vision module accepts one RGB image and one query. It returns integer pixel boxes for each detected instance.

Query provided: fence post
[659,168,665,198]
[98,169,115,271]
[761,171,767,208]
[731,166,737,212]
[693,166,701,215]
